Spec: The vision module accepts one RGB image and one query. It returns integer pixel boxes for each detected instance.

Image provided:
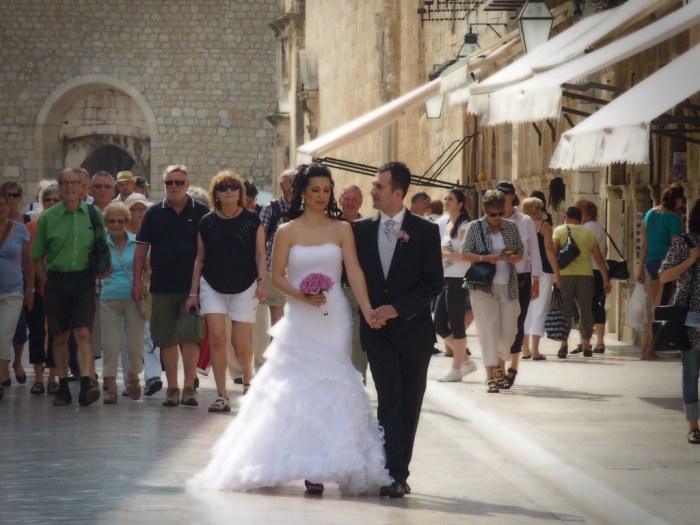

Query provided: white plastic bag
[627,283,647,332]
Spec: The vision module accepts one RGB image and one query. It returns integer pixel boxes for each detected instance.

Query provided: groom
[353,161,443,497]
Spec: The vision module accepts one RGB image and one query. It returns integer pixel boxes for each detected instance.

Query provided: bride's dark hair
[286,163,344,221]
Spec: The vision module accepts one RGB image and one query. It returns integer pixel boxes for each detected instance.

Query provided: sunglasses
[93,184,114,191]
[216,183,240,192]
[164,180,187,186]
[107,218,127,225]
[487,211,505,217]
[4,192,21,199]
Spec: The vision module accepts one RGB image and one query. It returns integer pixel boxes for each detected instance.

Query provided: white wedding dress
[189,243,390,495]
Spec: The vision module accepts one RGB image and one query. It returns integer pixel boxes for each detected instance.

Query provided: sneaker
[583,349,593,358]
[162,387,180,407]
[180,386,198,407]
[461,360,478,376]
[208,397,231,413]
[437,368,464,382]
[79,383,100,406]
[53,384,72,406]
[144,377,163,397]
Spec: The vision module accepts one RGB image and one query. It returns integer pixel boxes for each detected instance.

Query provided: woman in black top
[187,170,267,412]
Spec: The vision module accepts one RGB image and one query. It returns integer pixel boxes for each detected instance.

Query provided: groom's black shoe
[379,482,405,498]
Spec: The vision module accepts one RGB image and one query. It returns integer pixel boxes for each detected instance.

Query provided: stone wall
[0,0,278,203]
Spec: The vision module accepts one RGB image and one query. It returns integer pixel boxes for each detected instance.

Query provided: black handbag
[464,221,496,287]
[465,262,496,286]
[652,235,696,352]
[87,204,112,276]
[602,227,630,280]
[545,287,568,341]
[557,225,580,269]
[652,305,690,352]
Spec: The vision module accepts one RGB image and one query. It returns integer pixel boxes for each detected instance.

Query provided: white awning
[464,0,663,115]
[484,1,700,125]
[296,79,440,162]
[549,45,700,170]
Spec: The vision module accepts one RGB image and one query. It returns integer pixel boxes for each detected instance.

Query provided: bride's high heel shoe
[304,480,324,495]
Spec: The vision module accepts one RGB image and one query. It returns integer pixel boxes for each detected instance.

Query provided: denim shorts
[644,260,663,282]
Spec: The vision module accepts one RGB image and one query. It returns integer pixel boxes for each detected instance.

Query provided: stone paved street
[2,329,699,525]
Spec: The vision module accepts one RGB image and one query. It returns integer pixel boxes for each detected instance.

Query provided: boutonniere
[396,230,410,245]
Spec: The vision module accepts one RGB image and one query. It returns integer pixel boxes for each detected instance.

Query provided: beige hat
[124,192,152,209]
[116,171,136,183]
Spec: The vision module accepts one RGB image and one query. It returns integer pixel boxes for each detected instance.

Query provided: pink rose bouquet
[299,272,334,315]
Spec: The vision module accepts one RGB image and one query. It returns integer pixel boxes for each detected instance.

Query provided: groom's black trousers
[366,334,432,485]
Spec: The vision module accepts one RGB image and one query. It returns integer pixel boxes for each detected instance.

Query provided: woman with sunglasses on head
[99,202,145,403]
[186,170,267,412]
[460,190,523,393]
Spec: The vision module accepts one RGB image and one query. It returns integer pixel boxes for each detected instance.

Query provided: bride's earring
[301,197,305,210]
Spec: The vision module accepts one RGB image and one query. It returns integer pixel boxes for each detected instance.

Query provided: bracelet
[188,293,199,297]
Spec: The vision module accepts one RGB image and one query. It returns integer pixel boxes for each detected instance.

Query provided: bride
[189,163,390,495]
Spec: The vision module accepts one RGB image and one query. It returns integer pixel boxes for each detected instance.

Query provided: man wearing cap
[114,171,136,202]
[496,181,542,388]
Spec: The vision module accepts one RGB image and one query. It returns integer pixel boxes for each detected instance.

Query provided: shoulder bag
[602,227,630,280]
[545,287,569,341]
[464,220,496,287]
[557,225,580,270]
[87,204,112,276]
[652,235,695,352]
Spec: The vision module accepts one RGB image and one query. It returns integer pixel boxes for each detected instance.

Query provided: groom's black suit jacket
[353,209,443,484]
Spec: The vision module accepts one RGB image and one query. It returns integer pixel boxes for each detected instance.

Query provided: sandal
[304,480,324,495]
[593,344,606,354]
[688,429,700,444]
[30,381,45,395]
[571,344,583,355]
[208,397,231,413]
[532,354,547,361]
[486,379,499,393]
[521,353,532,360]
[493,367,509,389]
[47,382,59,395]
[243,383,251,395]
[506,367,518,387]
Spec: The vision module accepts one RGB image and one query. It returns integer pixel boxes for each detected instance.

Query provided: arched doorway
[82,145,137,177]
[35,74,158,181]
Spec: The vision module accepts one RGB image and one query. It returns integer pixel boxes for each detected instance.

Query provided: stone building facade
[0,0,278,200]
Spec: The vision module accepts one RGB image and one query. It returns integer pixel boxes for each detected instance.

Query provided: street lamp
[457,29,479,59]
[425,93,445,119]
[518,0,553,54]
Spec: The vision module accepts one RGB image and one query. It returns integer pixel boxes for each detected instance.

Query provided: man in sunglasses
[132,165,208,408]
[31,168,109,407]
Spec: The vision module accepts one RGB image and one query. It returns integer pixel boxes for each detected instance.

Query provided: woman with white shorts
[186,170,267,413]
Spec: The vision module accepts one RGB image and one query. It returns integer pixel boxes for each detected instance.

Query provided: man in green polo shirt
[31,167,110,407]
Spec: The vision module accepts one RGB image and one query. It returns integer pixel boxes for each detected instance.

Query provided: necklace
[219,206,242,219]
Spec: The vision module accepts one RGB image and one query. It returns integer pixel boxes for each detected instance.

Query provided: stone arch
[34,74,158,180]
